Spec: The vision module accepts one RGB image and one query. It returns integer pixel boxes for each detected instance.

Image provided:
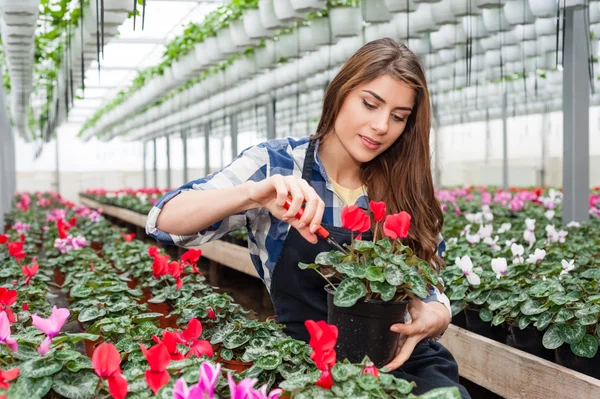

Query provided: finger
[297,180,319,227]
[310,198,326,234]
[289,219,318,244]
[271,175,289,208]
[390,322,419,336]
[283,177,304,220]
[384,336,420,371]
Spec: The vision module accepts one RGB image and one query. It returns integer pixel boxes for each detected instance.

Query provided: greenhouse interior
[1,0,600,398]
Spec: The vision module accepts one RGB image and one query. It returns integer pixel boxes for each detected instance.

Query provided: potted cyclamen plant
[298,201,442,367]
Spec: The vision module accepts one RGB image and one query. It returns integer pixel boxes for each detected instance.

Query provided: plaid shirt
[146,136,450,313]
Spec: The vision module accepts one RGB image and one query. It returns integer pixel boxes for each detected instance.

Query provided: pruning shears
[283,196,348,254]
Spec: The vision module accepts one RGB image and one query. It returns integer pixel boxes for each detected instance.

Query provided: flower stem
[373,222,378,243]
[316,270,337,291]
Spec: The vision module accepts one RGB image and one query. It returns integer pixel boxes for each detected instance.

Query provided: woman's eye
[392,115,406,122]
[362,99,376,109]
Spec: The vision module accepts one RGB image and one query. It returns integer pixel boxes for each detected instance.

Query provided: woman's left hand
[383,299,451,371]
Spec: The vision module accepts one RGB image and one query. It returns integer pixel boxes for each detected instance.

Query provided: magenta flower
[249,385,283,399]
[0,312,18,352]
[32,306,70,355]
[173,378,208,399]
[228,374,258,399]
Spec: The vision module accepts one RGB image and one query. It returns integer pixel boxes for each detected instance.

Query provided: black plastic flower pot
[464,308,509,344]
[555,346,600,379]
[326,286,408,368]
[508,324,556,361]
[452,309,467,329]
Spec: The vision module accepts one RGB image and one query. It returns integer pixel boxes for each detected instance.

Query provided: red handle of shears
[283,196,330,239]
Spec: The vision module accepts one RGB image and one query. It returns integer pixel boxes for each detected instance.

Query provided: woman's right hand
[246,174,325,244]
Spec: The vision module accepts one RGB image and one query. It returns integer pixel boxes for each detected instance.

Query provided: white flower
[466,213,483,224]
[481,205,491,213]
[511,243,525,256]
[447,237,458,246]
[491,258,508,279]
[560,259,575,277]
[484,236,501,251]
[525,218,537,231]
[466,233,481,244]
[545,224,556,234]
[498,223,512,234]
[549,188,562,200]
[544,210,555,220]
[557,230,568,243]
[526,248,547,264]
[478,224,493,239]
[567,221,581,228]
[505,239,516,248]
[461,224,472,237]
[456,256,481,286]
[523,229,536,246]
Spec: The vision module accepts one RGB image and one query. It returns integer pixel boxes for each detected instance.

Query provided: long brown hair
[314,38,445,270]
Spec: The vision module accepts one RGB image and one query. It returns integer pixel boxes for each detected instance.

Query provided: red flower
[22,303,29,312]
[168,261,184,290]
[0,288,17,323]
[22,261,39,286]
[341,205,371,233]
[383,212,411,240]
[120,233,135,242]
[152,331,186,361]
[140,343,171,394]
[152,254,170,279]
[56,219,69,239]
[92,343,128,399]
[7,242,25,263]
[181,249,202,273]
[305,320,337,371]
[369,201,386,223]
[0,368,19,390]
[206,307,216,321]
[19,234,25,243]
[180,318,213,359]
[363,361,379,378]
[68,217,77,227]
[148,246,159,258]
[316,369,333,390]
[0,235,7,245]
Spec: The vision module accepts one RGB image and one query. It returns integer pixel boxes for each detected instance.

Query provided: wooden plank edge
[441,324,600,399]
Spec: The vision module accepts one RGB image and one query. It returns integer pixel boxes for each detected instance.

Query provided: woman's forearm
[155,181,259,236]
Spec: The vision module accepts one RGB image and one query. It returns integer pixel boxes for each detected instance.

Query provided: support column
[485,108,491,164]
[540,104,548,187]
[502,89,508,191]
[55,131,61,194]
[153,138,158,188]
[432,105,441,187]
[142,141,147,188]
[230,113,238,158]
[204,123,211,176]
[166,134,171,188]
[182,129,189,183]
[0,83,16,232]
[266,98,276,140]
[562,6,590,224]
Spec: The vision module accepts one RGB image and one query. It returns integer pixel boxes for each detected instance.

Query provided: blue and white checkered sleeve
[146,144,268,247]
[421,238,452,319]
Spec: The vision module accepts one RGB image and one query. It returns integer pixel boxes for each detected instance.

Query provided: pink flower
[32,306,70,355]
[228,374,258,399]
[0,312,18,352]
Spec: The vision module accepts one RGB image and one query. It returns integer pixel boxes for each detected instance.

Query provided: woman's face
[332,74,415,163]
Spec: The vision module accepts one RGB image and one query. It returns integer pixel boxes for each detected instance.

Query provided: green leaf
[148,292,168,304]
[542,324,564,349]
[406,274,429,299]
[78,307,107,323]
[534,311,553,331]
[415,387,462,399]
[333,278,367,307]
[520,299,548,316]
[20,357,62,378]
[224,331,251,349]
[356,373,379,391]
[132,313,164,322]
[167,359,193,371]
[70,285,93,298]
[479,308,493,322]
[384,264,405,286]
[331,363,361,382]
[580,269,600,280]
[559,322,586,344]
[365,266,385,283]
[256,352,282,370]
[570,335,599,358]
[418,261,438,285]
[334,262,366,279]
[574,305,600,318]
[210,323,235,345]
[389,255,408,269]
[370,281,396,301]
[395,378,414,394]
[492,313,506,326]
[14,376,52,397]
[54,350,81,362]
[65,357,93,373]
[278,371,320,391]
[555,309,575,323]
[354,240,375,252]
[376,238,392,252]
[518,315,533,330]
[448,285,468,301]
[51,370,98,399]
[298,262,318,270]
[220,349,234,361]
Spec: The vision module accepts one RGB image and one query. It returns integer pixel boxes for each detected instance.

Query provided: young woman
[147,38,469,398]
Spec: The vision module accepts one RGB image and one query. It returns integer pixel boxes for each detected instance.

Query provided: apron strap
[301,139,317,182]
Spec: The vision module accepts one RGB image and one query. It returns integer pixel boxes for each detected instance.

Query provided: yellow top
[330,178,366,206]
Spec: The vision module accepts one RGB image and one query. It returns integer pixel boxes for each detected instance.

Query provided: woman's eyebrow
[362,90,412,111]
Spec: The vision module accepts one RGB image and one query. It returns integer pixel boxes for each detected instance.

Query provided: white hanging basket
[538,35,562,53]
[259,0,290,29]
[438,48,457,63]
[362,0,393,23]
[298,24,318,53]
[431,24,467,50]
[392,13,421,39]
[384,0,418,13]
[276,31,301,59]
[476,0,506,9]
[504,0,536,26]
[529,0,555,18]
[461,15,489,39]
[243,9,272,40]
[229,19,260,48]
[256,42,277,70]
[414,0,442,3]
[591,3,600,24]
[289,0,327,12]
[513,24,537,41]
[450,0,482,16]
[485,49,503,68]
[0,0,39,27]
[407,38,430,55]
[274,0,310,22]
[198,37,224,65]
[431,0,458,26]
[522,40,538,57]
[217,28,238,55]
[504,44,521,62]
[535,17,556,36]
[329,6,362,38]
[411,3,439,33]
[482,8,511,33]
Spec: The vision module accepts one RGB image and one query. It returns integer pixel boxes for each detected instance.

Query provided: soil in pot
[141,288,178,329]
[452,310,467,329]
[464,308,509,344]
[326,286,408,368]
[217,357,253,373]
[555,346,600,379]
[508,324,556,361]
[53,268,65,286]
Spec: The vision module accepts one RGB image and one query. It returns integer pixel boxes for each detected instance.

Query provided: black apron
[268,139,470,398]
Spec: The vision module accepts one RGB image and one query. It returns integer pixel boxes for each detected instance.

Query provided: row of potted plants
[0,191,460,398]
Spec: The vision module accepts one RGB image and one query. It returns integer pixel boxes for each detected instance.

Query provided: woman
[147,38,469,398]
